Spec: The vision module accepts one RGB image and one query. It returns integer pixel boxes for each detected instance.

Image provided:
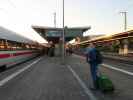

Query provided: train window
[26,44,30,49]
[0,39,39,51]
[0,39,7,50]
[0,40,4,50]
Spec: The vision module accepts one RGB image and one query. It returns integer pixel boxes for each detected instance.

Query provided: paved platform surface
[0,56,90,100]
[103,54,133,64]
[0,55,132,100]
[67,55,133,100]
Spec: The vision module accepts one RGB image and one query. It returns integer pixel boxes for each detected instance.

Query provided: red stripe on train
[0,51,36,59]
[13,52,33,56]
[0,54,10,58]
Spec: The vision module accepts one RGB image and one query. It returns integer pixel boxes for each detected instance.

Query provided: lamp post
[62,0,65,63]
[120,11,127,31]
[54,12,56,27]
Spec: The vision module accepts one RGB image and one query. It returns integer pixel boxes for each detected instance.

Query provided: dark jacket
[86,48,97,63]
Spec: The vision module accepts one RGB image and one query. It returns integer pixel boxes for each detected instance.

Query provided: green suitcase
[97,74,114,92]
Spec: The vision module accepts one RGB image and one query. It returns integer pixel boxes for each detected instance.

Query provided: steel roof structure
[32,25,91,43]
[75,29,133,45]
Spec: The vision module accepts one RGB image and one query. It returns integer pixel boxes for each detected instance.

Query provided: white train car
[0,26,42,69]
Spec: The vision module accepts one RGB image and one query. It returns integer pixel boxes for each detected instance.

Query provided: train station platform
[0,55,133,100]
[102,53,133,64]
[75,51,133,65]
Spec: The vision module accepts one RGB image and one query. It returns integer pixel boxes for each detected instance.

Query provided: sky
[0,0,133,43]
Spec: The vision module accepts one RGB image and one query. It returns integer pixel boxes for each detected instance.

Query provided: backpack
[95,49,103,64]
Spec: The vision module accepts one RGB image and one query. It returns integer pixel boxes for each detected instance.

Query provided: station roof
[32,25,90,43]
[75,29,133,45]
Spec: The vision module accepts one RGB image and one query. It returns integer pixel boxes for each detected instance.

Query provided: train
[0,26,44,69]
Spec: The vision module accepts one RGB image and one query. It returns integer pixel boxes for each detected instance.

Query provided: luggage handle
[97,66,103,77]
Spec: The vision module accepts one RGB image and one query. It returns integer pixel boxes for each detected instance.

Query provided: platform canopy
[32,25,91,43]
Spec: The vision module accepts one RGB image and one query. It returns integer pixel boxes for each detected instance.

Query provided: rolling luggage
[97,74,114,92]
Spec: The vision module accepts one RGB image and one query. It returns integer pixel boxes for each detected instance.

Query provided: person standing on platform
[48,41,55,57]
[86,43,103,89]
